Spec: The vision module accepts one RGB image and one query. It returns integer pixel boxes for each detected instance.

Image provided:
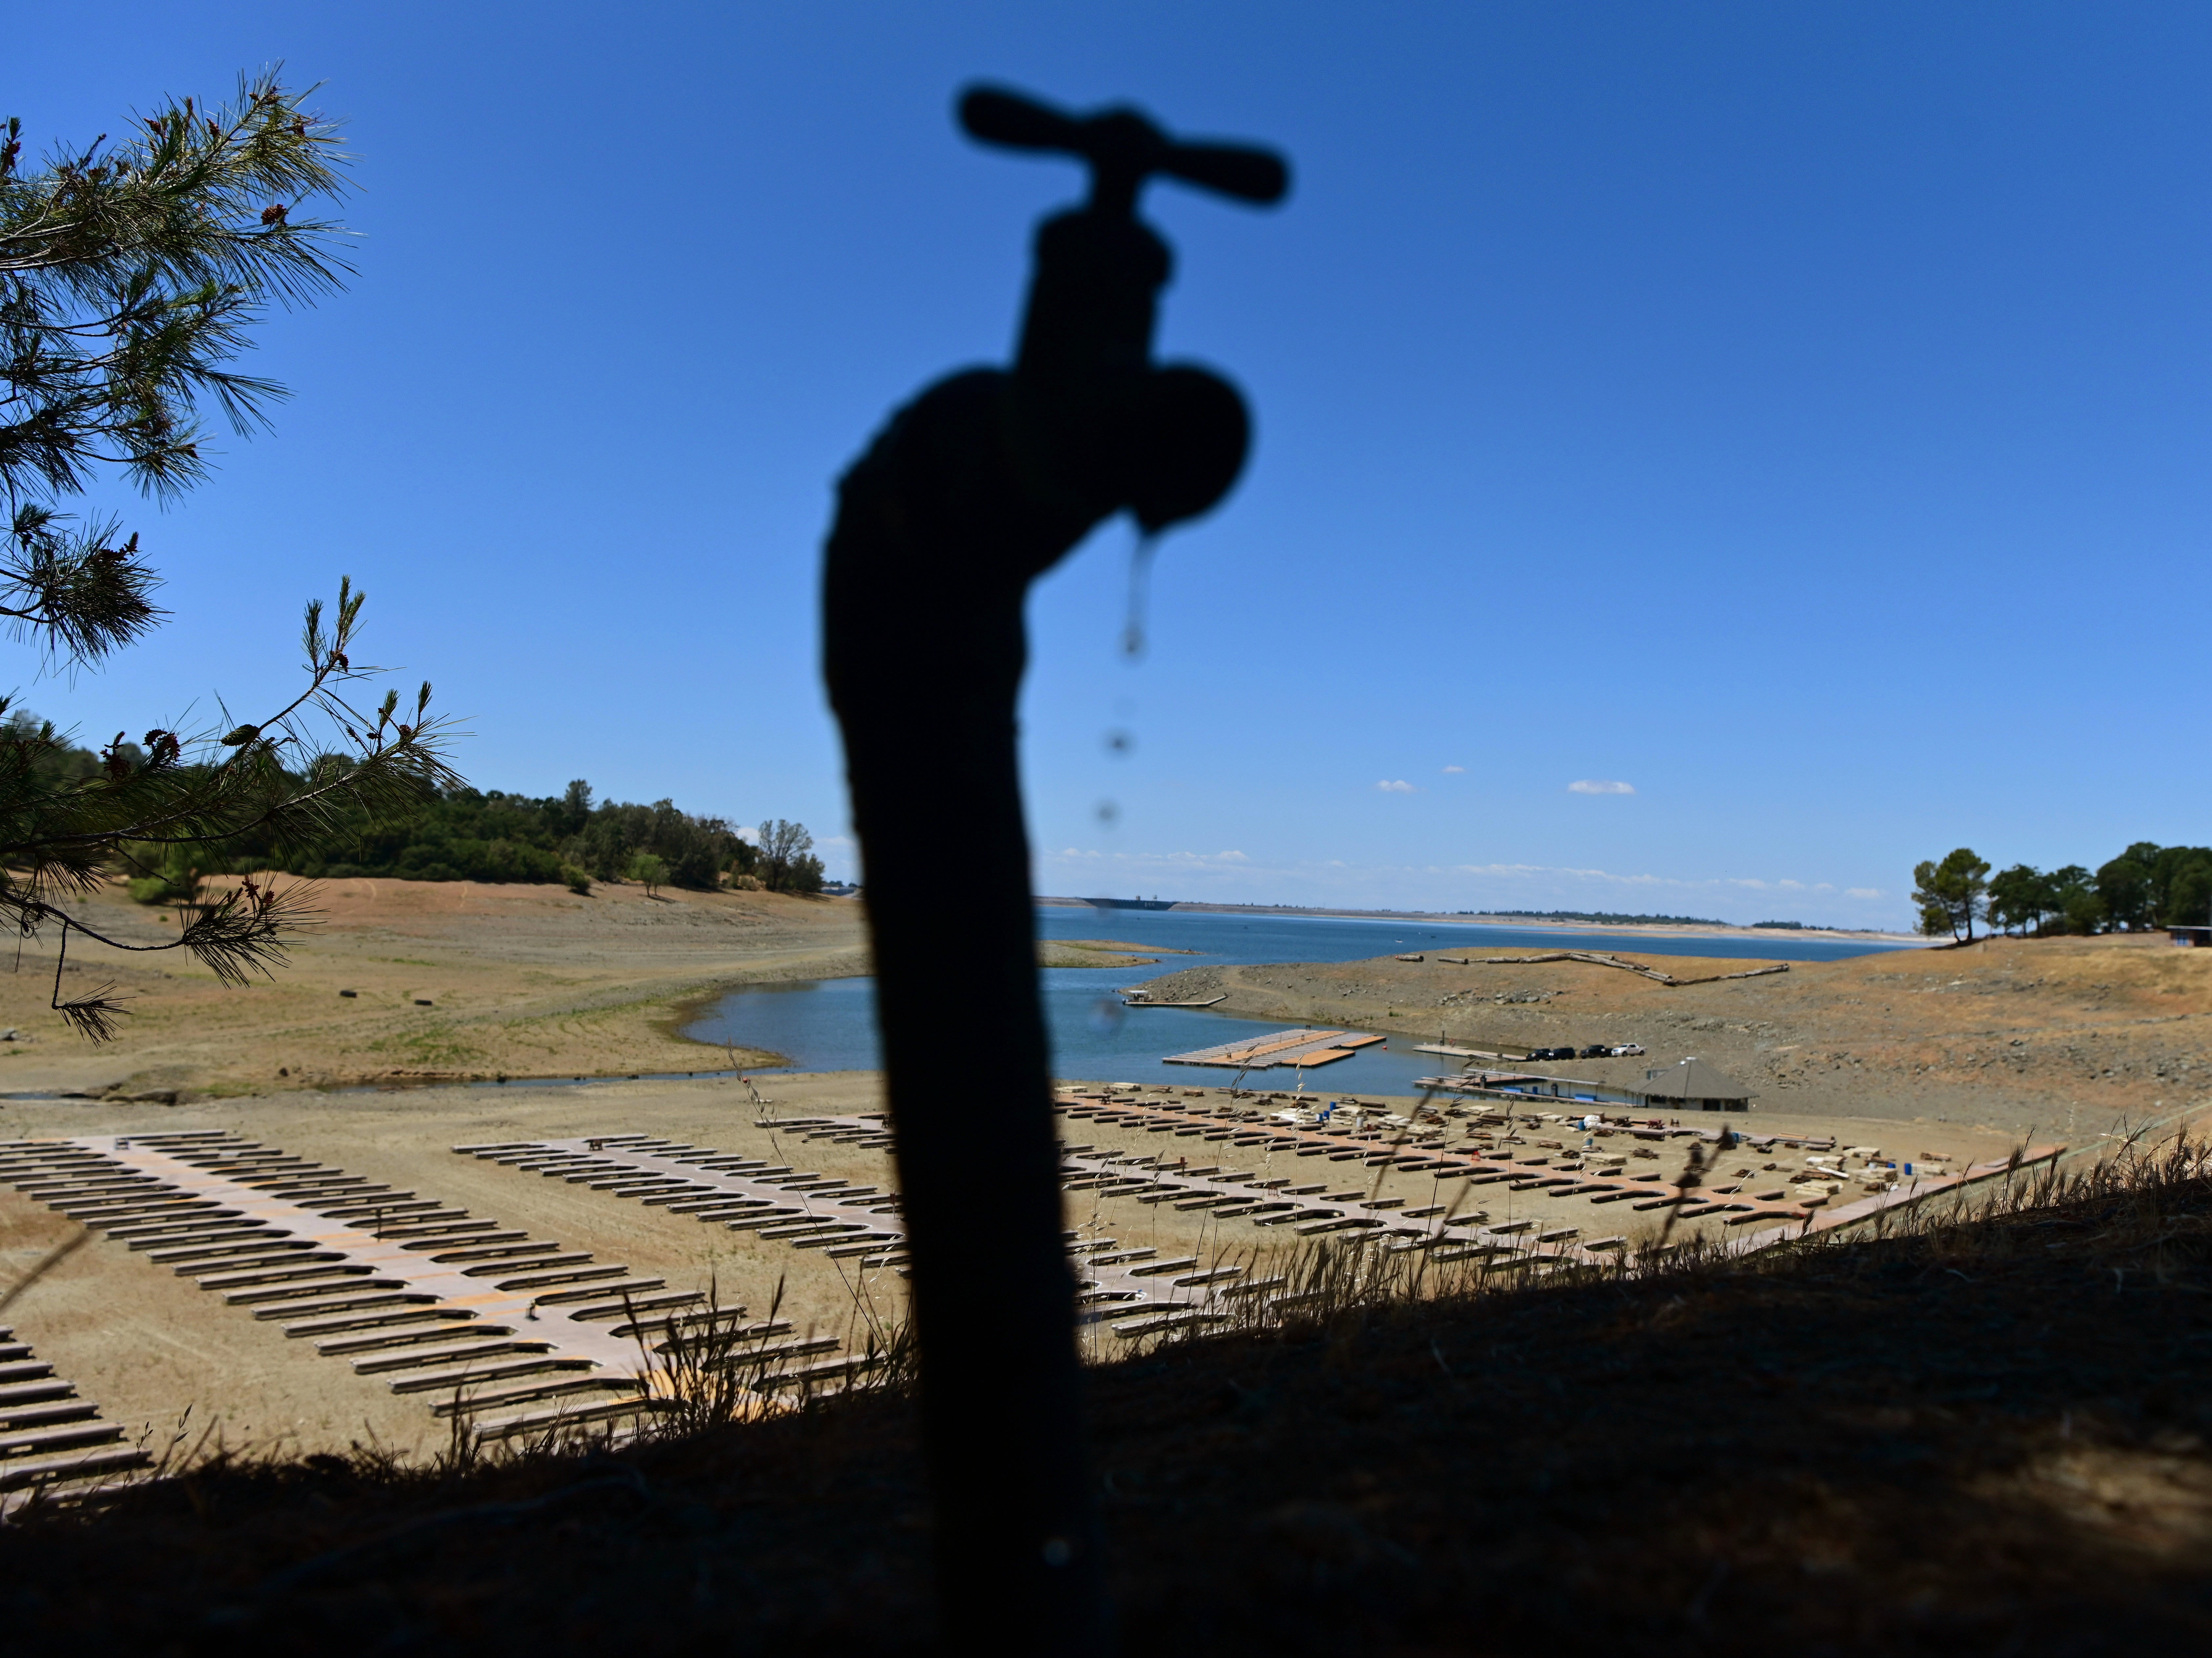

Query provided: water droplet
[1095,799,1119,826]
[1122,531,1161,660]
[1104,728,1134,757]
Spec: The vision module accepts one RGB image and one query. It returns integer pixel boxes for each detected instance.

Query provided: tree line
[12,718,826,902]
[1911,842,2212,941]
[245,778,829,898]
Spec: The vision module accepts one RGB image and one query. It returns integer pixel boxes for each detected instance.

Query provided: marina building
[1637,1056,1754,1112]
[1414,1054,1756,1114]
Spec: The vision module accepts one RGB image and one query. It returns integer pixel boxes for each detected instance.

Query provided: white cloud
[1567,779,1635,795]
[1376,779,1416,794]
[1847,887,1882,900]
[1441,764,1465,774]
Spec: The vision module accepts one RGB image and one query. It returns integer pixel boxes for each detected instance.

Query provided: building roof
[1640,1056,1752,1101]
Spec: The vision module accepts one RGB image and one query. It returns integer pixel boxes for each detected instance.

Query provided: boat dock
[1161,1028,1387,1069]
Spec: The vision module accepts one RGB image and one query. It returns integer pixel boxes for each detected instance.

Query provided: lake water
[682,908,1918,1093]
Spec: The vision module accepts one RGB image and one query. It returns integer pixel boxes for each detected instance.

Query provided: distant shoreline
[1034,896,1928,947]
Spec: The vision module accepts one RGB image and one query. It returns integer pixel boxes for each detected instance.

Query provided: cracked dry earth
[1130,932,2212,1142]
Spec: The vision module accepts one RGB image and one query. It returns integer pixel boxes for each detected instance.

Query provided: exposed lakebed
[683,909,1915,1090]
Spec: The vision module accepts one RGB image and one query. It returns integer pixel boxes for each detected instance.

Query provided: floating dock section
[1162,1028,1387,1069]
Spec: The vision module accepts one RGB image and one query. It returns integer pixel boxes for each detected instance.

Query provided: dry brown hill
[1132,932,2212,1141]
[0,877,868,1100]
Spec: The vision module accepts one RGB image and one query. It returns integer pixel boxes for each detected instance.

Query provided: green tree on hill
[1912,848,1990,941]
[2129,843,2212,928]
[1987,864,2052,936]
[756,818,825,895]
[1919,849,2212,937]
[572,796,735,889]
[0,72,456,1039]
[2095,844,2159,930]
[5,732,785,897]
[2163,853,2212,929]
[2051,865,2102,934]
[625,851,668,898]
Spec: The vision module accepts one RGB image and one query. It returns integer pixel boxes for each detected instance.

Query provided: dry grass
[1,1133,2206,1654]
[1155,929,2212,1134]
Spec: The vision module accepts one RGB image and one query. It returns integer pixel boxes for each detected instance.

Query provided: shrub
[626,852,669,898]
[562,865,592,895]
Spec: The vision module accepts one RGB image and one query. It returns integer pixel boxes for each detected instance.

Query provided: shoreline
[1036,896,1926,946]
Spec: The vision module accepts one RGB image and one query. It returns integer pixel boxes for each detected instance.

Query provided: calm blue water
[683,907,1919,1092]
[1029,907,1910,967]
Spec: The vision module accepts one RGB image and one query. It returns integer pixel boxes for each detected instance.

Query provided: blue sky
[13,3,2212,927]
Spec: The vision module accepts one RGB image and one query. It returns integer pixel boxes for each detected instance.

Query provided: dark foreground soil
[3,1173,2208,1656]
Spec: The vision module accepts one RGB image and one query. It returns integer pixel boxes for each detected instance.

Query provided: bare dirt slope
[0,1071,897,1462]
[0,877,869,1099]
[1132,932,2212,1140]
[3,1166,2205,1656]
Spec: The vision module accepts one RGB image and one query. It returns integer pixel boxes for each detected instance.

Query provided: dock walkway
[1162,1028,1387,1070]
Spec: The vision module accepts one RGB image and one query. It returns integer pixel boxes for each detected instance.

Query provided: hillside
[0,877,868,1100]
[1130,931,2212,1140]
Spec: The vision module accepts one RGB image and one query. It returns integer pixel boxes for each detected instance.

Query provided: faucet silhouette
[823,86,1285,1652]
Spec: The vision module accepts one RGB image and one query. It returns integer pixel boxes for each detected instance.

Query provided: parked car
[1608,1042,1646,1057]
[1526,1045,1575,1062]
[1578,1044,1611,1059]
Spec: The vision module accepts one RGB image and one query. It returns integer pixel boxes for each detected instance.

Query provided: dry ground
[0,877,872,1099]
[0,877,1157,1101]
[1,1160,2205,1656]
[1131,931,2212,1144]
[0,1072,899,1461]
[4,903,2209,1651]
[0,1077,2038,1465]
[0,910,2191,1466]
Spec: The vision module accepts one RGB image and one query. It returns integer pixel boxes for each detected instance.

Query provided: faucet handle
[958,85,1287,212]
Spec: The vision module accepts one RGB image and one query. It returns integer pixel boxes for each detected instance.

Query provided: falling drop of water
[1122,530,1161,660]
